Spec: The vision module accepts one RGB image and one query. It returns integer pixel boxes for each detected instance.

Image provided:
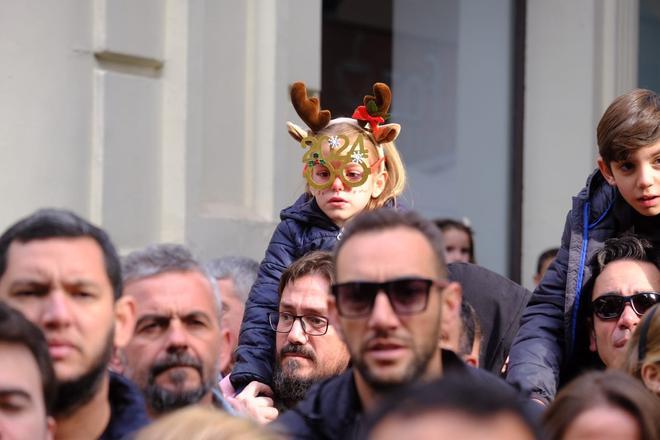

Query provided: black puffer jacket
[231,194,340,389]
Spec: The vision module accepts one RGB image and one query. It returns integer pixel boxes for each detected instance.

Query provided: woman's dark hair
[544,370,660,440]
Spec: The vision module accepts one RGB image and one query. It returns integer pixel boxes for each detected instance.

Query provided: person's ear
[219,327,233,375]
[370,170,388,198]
[641,362,660,394]
[597,156,616,186]
[441,282,462,324]
[327,296,346,343]
[113,296,136,348]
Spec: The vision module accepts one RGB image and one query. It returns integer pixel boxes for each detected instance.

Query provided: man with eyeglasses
[583,235,660,369]
[276,210,528,439]
[230,251,349,423]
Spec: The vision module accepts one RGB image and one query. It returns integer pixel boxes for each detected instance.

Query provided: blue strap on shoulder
[570,199,614,349]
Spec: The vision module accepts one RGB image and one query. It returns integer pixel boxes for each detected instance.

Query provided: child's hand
[227,381,279,424]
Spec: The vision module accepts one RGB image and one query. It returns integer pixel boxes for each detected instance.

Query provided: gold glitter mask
[301,133,380,190]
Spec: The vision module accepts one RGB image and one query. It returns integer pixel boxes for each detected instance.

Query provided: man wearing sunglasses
[277,210,526,439]
[586,235,660,369]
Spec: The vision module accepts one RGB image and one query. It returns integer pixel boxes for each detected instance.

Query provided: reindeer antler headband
[286,82,401,190]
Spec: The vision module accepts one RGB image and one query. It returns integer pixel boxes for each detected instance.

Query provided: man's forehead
[336,227,439,280]
[0,342,42,393]
[592,259,660,298]
[126,271,216,312]
[280,275,330,311]
[3,237,109,282]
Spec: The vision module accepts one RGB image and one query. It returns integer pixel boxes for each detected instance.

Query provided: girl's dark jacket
[230,193,341,389]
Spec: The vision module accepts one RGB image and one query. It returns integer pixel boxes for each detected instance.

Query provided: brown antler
[290,82,331,132]
[362,82,392,117]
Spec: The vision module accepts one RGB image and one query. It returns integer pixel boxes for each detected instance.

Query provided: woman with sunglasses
[623,304,660,396]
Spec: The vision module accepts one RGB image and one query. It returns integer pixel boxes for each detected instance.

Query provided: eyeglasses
[268,312,329,336]
[331,277,446,318]
[591,292,660,320]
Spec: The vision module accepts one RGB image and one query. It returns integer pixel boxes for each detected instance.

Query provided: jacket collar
[99,372,150,440]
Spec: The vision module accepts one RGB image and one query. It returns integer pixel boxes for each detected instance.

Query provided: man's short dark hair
[591,234,658,276]
[363,376,540,439]
[278,251,334,297]
[536,247,559,275]
[0,208,122,300]
[458,301,481,357]
[0,302,56,414]
[335,209,448,278]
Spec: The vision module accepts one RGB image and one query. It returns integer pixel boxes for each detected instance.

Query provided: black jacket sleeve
[506,211,572,403]
[230,220,300,389]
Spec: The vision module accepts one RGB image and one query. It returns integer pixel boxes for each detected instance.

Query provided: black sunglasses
[331,277,446,318]
[591,292,660,320]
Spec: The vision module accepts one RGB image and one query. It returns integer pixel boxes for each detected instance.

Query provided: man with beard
[120,244,233,417]
[276,210,529,439]
[229,251,350,423]
[0,208,147,440]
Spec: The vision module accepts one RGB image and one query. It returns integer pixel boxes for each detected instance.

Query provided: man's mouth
[613,338,629,349]
[364,339,408,361]
[47,339,77,360]
[638,195,658,207]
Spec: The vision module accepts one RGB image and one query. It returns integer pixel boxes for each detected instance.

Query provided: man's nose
[42,290,73,329]
[368,291,400,330]
[618,303,640,330]
[287,318,308,345]
[166,319,190,351]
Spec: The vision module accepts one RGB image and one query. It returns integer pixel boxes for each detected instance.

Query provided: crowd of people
[0,83,659,439]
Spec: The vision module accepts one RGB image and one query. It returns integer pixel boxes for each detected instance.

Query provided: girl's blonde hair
[135,405,283,440]
[623,304,660,380]
[315,121,406,210]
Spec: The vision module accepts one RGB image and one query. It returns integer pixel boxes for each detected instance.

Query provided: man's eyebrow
[182,311,212,322]
[0,389,32,401]
[136,314,170,326]
[279,301,296,310]
[8,279,48,290]
[301,305,327,316]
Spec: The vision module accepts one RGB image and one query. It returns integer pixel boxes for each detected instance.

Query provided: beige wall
[522,0,638,288]
[0,0,641,279]
[0,0,321,262]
